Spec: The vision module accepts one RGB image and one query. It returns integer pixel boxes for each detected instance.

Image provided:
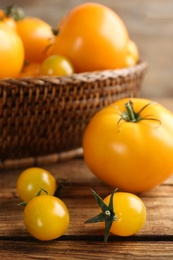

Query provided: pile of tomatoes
[17,167,70,241]
[16,166,146,242]
[0,3,139,79]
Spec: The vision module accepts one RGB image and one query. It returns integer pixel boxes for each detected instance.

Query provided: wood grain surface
[1,158,173,259]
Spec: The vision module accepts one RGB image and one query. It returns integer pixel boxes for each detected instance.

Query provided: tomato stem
[36,188,48,196]
[85,189,117,243]
[124,100,138,122]
[4,5,25,21]
[18,201,28,206]
[118,99,160,125]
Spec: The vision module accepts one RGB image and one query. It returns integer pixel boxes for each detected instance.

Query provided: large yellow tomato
[52,3,129,72]
[83,98,173,193]
[0,23,24,78]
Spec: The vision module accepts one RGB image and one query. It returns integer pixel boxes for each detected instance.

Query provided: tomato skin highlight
[24,195,70,241]
[83,98,173,192]
[103,192,146,236]
[52,3,129,72]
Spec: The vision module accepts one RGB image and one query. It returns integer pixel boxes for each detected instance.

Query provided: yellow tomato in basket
[123,39,139,67]
[16,16,54,63]
[40,55,74,76]
[0,23,24,78]
[52,3,129,72]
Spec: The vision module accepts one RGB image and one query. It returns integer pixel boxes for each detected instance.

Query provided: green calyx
[123,100,142,122]
[4,5,25,21]
[118,99,160,125]
[85,189,117,243]
[18,188,48,207]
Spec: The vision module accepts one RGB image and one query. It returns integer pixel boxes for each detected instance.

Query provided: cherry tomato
[103,192,146,236]
[52,3,129,72]
[0,23,24,78]
[83,98,173,192]
[16,167,57,201]
[24,194,69,241]
[16,16,54,63]
[85,189,146,242]
[40,55,74,76]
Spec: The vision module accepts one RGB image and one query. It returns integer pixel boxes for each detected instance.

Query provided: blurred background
[1,0,173,98]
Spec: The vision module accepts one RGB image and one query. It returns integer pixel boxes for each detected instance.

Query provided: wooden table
[1,98,173,259]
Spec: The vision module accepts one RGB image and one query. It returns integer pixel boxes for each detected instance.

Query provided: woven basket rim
[0,60,147,85]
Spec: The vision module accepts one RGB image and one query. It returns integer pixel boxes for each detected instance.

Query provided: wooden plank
[1,240,173,260]
[1,193,173,237]
[1,158,173,199]
[1,177,173,200]
[1,157,173,186]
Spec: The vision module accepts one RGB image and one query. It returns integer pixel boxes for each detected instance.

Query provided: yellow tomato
[85,189,146,242]
[40,55,74,76]
[24,195,69,241]
[52,3,129,72]
[83,98,173,192]
[123,39,139,67]
[0,23,24,78]
[16,17,54,63]
[16,167,57,201]
[103,192,146,237]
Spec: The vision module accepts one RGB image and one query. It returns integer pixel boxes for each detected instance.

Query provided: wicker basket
[0,61,147,169]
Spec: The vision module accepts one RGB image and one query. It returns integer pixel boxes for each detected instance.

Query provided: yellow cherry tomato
[103,192,146,237]
[85,189,146,242]
[40,55,74,76]
[24,194,69,241]
[16,167,57,201]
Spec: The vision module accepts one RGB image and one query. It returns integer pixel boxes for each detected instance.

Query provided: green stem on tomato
[84,189,117,243]
[4,5,25,21]
[118,99,160,125]
[124,100,138,122]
